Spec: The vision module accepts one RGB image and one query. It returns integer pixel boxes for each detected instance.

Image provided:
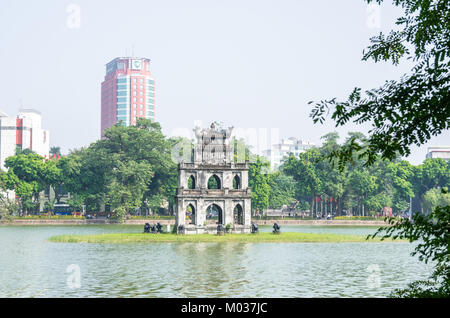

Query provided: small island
[48,231,397,244]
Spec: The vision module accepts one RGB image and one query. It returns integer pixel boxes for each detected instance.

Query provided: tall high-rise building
[0,109,50,170]
[101,57,156,135]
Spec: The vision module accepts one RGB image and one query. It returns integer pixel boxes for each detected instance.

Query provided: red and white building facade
[0,109,50,171]
[101,57,156,136]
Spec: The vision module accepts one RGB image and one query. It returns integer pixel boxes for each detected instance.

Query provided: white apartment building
[263,137,315,171]
[0,109,50,171]
[426,146,450,162]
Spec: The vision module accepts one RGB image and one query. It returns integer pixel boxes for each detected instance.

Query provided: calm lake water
[0,225,432,298]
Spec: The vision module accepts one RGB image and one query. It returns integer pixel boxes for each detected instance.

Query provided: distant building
[426,146,450,162]
[0,109,50,170]
[263,137,315,170]
[101,57,156,136]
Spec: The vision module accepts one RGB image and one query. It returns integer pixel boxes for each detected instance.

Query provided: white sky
[0,0,448,165]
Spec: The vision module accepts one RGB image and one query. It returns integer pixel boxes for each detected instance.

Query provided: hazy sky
[1,0,448,165]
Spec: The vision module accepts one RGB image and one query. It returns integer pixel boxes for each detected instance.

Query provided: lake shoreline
[1,218,389,226]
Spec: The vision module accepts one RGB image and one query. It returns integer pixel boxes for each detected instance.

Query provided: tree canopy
[310,0,450,167]
[308,0,450,298]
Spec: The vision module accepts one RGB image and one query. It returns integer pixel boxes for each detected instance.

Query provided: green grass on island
[48,232,399,244]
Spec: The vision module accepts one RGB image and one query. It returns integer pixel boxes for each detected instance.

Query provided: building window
[133,97,137,102]
[133,78,137,83]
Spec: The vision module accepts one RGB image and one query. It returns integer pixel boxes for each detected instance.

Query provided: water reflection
[170,243,251,297]
[0,226,433,298]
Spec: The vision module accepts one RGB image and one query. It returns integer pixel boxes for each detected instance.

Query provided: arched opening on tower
[233,204,244,225]
[187,175,196,189]
[206,204,223,225]
[186,203,195,224]
[233,175,241,189]
[207,174,221,189]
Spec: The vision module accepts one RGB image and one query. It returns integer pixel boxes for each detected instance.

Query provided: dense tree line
[281,132,450,217]
[241,131,450,218]
[309,0,449,297]
[0,119,178,218]
[0,122,447,219]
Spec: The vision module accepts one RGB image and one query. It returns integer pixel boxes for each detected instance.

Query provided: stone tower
[175,123,251,234]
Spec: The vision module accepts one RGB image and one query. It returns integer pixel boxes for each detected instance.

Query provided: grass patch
[48,232,399,244]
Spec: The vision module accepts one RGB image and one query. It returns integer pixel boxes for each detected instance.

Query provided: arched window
[207,174,221,189]
[233,175,241,189]
[206,204,223,225]
[186,203,195,224]
[187,175,195,189]
[233,204,244,225]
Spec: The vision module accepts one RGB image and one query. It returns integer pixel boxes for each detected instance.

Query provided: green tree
[0,171,18,220]
[346,169,377,216]
[41,158,65,203]
[248,156,271,216]
[309,0,450,297]
[107,160,153,220]
[310,0,450,167]
[282,149,322,217]
[387,160,415,213]
[317,132,345,216]
[67,194,84,212]
[268,172,296,209]
[422,187,450,214]
[4,153,45,214]
[15,147,35,155]
[61,119,177,218]
[49,146,61,157]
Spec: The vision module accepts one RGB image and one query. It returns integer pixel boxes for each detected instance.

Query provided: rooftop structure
[0,109,50,170]
[263,137,315,170]
[426,146,450,162]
